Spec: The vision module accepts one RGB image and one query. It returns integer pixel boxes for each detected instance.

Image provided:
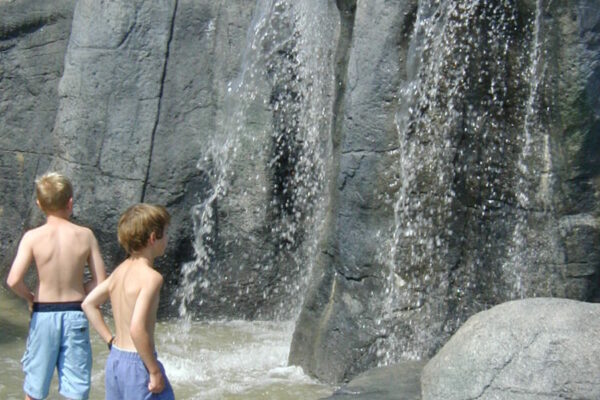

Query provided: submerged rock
[325,361,425,400]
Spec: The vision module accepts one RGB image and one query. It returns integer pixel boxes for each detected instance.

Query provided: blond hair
[118,203,171,254]
[35,172,73,213]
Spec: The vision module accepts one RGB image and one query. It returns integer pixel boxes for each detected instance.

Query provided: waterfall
[503,0,561,299]
[375,0,560,363]
[175,0,335,321]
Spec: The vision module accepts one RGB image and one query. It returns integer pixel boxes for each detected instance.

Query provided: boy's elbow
[81,298,97,315]
[81,300,91,315]
[6,275,18,290]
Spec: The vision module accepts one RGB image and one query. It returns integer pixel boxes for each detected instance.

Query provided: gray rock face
[421,298,600,400]
[290,0,600,384]
[290,0,415,383]
[1,0,599,387]
[49,0,177,272]
[0,0,77,272]
[1,0,338,318]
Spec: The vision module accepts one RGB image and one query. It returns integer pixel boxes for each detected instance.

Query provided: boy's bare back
[18,216,104,302]
[107,258,163,351]
[7,172,105,306]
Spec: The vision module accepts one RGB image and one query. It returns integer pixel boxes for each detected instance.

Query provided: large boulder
[421,298,600,400]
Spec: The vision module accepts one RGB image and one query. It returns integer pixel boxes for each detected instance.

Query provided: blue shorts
[21,302,92,400]
[105,346,175,400]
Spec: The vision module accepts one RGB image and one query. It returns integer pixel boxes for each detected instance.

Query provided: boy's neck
[45,212,71,223]
[128,249,156,267]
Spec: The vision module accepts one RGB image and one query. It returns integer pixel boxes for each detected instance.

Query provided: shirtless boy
[82,203,175,400]
[6,172,107,400]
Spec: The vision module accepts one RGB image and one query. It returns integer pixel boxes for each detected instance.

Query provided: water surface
[0,291,333,399]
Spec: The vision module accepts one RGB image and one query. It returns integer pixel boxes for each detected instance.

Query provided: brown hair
[35,172,73,213]
[117,203,171,254]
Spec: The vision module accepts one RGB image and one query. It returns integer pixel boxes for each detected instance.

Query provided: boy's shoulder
[138,263,164,285]
[32,218,92,234]
[64,219,94,234]
[116,260,163,286]
[21,223,52,243]
[62,221,99,245]
[136,264,164,295]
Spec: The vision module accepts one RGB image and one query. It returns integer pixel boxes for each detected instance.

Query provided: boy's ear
[149,231,157,245]
[36,199,42,210]
[67,197,73,210]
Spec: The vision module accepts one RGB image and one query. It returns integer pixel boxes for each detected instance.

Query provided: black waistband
[32,301,83,312]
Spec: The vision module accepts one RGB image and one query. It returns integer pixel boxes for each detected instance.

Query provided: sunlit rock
[421,298,600,400]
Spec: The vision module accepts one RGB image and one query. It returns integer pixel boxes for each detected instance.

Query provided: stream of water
[0,291,333,399]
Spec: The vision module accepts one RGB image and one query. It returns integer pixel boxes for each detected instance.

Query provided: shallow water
[0,291,333,399]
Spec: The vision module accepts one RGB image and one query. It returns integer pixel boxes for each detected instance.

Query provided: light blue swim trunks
[21,302,92,400]
[105,345,175,400]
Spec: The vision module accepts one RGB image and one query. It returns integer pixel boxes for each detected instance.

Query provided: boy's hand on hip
[148,371,165,393]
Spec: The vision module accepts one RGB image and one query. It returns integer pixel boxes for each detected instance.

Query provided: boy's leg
[56,311,92,400]
[22,312,60,399]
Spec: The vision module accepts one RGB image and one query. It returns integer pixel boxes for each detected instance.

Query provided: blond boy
[6,172,107,400]
[82,203,175,400]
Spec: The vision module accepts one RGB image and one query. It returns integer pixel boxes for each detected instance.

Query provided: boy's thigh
[22,313,61,399]
[56,311,92,399]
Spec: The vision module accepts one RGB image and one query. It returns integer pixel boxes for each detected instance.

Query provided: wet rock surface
[324,361,425,400]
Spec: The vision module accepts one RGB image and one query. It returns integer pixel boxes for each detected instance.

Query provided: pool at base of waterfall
[0,292,333,400]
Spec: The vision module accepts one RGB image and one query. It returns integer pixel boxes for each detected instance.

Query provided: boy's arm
[84,231,107,294]
[130,273,165,393]
[82,277,114,346]
[6,233,35,309]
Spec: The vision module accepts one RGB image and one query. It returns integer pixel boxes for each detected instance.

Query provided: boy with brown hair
[82,203,175,399]
[6,171,107,400]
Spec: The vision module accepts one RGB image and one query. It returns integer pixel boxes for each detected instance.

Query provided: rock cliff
[1,0,599,385]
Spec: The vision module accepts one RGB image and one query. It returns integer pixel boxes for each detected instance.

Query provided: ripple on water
[157,320,332,399]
